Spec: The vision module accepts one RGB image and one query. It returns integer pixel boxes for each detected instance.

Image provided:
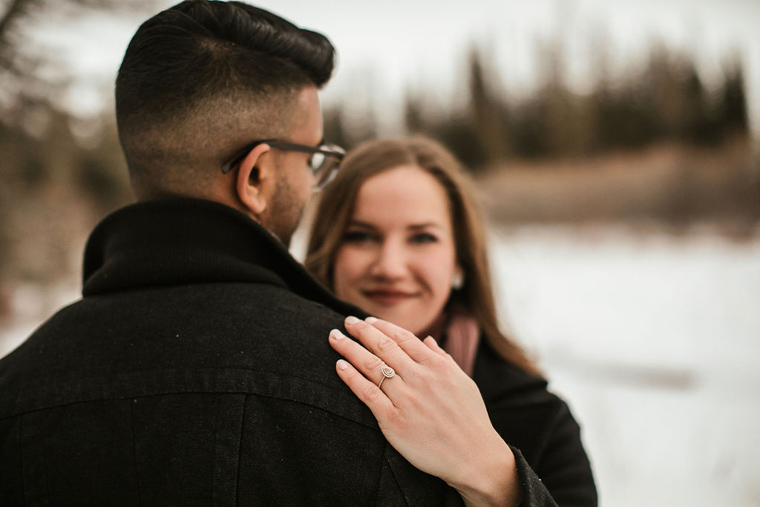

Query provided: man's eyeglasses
[222,140,345,190]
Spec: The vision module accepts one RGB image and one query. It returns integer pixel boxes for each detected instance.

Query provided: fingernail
[330,329,344,340]
[345,316,360,325]
[365,316,378,324]
[337,359,349,370]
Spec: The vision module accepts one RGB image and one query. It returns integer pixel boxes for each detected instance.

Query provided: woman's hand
[329,316,522,507]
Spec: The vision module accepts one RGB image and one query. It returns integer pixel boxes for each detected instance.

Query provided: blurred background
[1,0,759,505]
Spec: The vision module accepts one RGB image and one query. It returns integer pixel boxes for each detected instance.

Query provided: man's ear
[236,143,274,217]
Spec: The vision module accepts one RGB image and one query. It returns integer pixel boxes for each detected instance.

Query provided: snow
[491,225,760,506]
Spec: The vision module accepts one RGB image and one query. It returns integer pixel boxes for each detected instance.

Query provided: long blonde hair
[305,136,540,377]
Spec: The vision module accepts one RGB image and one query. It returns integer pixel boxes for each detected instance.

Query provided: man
[0,1,452,504]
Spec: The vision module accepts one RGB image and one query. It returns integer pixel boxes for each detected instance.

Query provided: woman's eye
[342,231,376,243]
[410,232,438,244]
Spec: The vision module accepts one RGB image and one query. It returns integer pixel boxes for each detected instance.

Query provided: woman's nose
[370,242,407,279]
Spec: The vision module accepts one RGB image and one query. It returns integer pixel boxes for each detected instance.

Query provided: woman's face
[333,165,459,336]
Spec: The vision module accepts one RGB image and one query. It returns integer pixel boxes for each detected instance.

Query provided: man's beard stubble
[263,175,306,248]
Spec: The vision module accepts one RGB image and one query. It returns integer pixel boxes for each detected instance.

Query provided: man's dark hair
[115,0,335,198]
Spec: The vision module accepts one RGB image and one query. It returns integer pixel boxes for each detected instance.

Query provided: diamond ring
[378,365,396,389]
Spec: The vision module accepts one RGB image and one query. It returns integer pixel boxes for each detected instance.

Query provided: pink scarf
[441,313,481,377]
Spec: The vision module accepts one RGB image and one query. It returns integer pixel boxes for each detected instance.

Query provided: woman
[305,137,597,506]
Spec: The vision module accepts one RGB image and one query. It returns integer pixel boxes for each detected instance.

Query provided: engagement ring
[378,365,396,388]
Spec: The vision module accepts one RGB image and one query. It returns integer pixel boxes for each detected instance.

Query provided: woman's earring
[451,269,465,290]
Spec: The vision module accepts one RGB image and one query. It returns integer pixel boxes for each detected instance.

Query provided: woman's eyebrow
[409,222,444,230]
[347,220,445,231]
[346,220,377,229]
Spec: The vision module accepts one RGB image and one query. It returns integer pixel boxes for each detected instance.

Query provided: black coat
[473,343,597,506]
[0,198,595,506]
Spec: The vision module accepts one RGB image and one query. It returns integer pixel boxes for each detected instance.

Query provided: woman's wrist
[454,439,522,507]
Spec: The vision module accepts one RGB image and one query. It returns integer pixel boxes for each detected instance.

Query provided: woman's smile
[361,288,420,306]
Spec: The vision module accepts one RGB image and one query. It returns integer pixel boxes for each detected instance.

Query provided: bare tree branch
[0,0,31,41]
[1,0,155,118]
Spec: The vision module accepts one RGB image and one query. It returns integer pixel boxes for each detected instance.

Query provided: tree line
[325,42,750,171]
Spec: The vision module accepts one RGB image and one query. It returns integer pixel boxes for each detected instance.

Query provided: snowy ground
[2,225,759,505]
[490,225,760,506]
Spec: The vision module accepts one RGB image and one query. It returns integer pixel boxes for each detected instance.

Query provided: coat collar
[82,198,361,317]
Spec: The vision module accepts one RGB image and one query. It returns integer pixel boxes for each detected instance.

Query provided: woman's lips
[362,290,416,306]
